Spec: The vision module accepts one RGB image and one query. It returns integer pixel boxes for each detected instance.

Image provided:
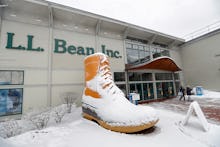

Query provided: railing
[183,20,220,42]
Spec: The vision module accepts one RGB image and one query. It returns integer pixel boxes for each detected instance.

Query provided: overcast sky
[48,0,220,38]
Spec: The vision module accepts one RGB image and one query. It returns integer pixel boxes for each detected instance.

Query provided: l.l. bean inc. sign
[5,32,122,58]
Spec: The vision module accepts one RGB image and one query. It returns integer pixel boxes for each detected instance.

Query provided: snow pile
[178,117,220,147]
[192,88,220,99]
[202,90,220,98]
[0,137,14,147]
[207,125,220,146]
[0,104,78,139]
[2,107,219,147]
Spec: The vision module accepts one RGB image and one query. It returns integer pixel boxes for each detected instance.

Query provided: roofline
[180,28,220,48]
[24,0,185,43]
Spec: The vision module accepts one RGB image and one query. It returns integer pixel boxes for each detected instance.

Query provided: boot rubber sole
[82,112,159,133]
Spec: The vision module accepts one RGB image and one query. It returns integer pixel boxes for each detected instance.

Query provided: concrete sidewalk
[148,97,220,125]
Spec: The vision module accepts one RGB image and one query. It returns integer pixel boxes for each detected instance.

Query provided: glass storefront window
[161,50,170,56]
[174,73,180,80]
[153,52,161,58]
[156,82,163,98]
[0,70,24,116]
[132,44,138,49]
[139,50,146,59]
[138,45,144,50]
[0,70,24,85]
[126,41,170,64]
[152,47,161,58]
[129,83,143,101]
[114,72,125,82]
[142,73,152,81]
[126,70,180,101]
[143,83,154,100]
[128,72,141,81]
[136,83,142,100]
[126,43,132,48]
[129,84,136,93]
[175,81,180,94]
[155,73,173,80]
[0,88,23,116]
[156,82,174,98]
[139,50,151,63]
[167,82,174,97]
[151,47,170,59]
[127,49,139,64]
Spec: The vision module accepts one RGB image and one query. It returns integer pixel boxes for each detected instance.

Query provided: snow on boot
[82,53,159,133]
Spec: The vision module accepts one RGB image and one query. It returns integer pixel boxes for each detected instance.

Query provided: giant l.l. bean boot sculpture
[82,53,159,133]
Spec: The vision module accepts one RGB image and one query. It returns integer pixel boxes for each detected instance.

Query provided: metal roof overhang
[126,57,181,72]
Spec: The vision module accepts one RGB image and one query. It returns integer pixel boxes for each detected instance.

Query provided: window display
[0,88,23,116]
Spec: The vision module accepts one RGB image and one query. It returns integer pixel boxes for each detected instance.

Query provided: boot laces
[99,57,124,96]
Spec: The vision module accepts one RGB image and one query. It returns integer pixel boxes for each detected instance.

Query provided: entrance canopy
[126,57,181,72]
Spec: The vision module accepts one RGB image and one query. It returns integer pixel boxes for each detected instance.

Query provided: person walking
[179,86,185,101]
[186,86,192,101]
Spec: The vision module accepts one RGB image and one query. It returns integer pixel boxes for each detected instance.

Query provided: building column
[0,5,4,38]
[123,30,129,97]
[152,72,157,99]
[149,45,153,60]
[47,5,53,107]
[123,39,128,65]
[172,72,177,96]
[125,70,129,97]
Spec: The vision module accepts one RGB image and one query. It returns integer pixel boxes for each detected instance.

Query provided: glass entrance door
[143,83,154,100]
[129,83,143,100]
[129,83,154,101]
[156,82,174,98]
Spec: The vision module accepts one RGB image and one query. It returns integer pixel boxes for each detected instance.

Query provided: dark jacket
[186,87,192,95]
[179,86,185,96]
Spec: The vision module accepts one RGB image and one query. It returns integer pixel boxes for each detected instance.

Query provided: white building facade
[2,0,219,118]
[180,29,220,91]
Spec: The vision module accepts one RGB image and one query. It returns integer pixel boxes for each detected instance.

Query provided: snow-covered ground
[1,89,220,147]
[0,106,219,147]
[191,89,220,99]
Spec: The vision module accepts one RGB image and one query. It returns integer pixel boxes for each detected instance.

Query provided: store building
[180,28,220,92]
[0,0,219,118]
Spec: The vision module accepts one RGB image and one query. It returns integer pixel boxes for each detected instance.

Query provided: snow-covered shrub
[52,105,67,123]
[61,92,78,113]
[0,119,21,138]
[24,108,50,130]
